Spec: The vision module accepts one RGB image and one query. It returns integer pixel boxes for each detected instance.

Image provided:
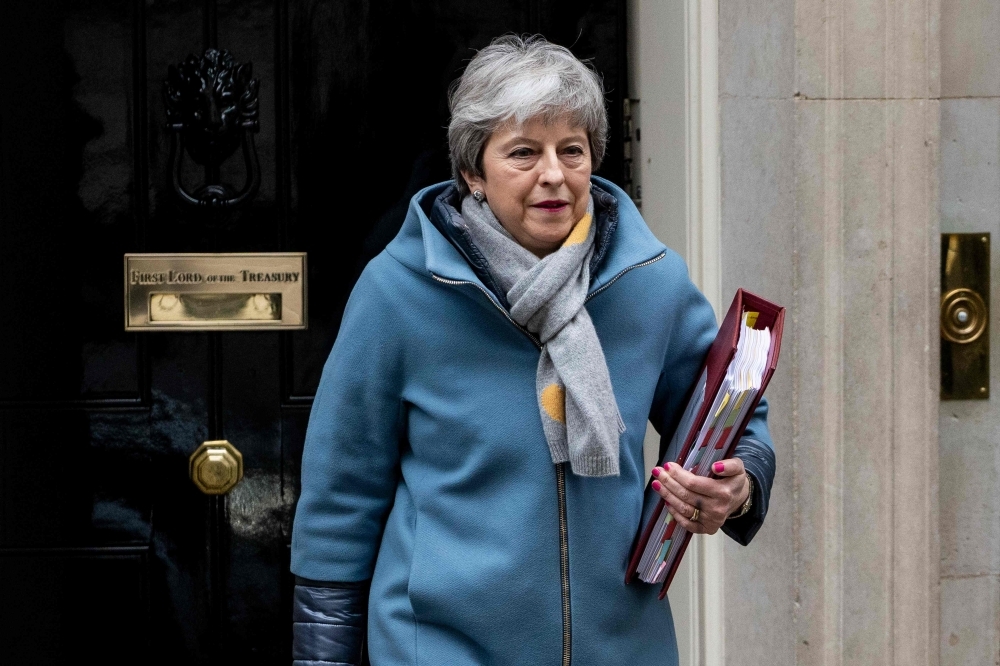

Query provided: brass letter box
[125,253,306,331]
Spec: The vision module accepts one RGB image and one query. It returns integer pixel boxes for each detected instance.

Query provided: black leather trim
[722,437,775,546]
[292,581,370,666]
[588,183,619,276]
[430,185,512,308]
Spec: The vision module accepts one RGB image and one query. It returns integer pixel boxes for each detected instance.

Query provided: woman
[291,35,775,665]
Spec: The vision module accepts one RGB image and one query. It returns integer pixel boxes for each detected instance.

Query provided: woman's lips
[532,200,570,213]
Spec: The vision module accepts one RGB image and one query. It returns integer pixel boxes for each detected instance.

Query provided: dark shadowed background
[0,0,625,662]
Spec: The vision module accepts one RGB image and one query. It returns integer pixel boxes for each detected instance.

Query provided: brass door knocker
[163,49,260,210]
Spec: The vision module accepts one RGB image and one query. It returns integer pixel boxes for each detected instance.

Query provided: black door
[0,1,626,662]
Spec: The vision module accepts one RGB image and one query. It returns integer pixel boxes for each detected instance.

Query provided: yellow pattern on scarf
[562,212,592,248]
[540,383,566,423]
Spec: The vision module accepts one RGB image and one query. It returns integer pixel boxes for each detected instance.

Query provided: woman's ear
[461,170,485,194]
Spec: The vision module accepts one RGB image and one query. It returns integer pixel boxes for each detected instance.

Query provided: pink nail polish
[651,480,662,491]
[664,463,670,472]
[713,462,724,473]
[652,467,662,477]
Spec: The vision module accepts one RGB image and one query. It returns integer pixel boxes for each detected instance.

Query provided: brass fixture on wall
[941,233,990,400]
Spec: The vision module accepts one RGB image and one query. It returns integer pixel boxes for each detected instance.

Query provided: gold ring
[690,507,700,522]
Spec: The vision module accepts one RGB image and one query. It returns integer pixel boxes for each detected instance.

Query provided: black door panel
[0,1,625,661]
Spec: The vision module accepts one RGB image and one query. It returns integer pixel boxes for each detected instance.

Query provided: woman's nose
[537,148,565,187]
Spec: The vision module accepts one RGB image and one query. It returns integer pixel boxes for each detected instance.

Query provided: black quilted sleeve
[292,578,369,666]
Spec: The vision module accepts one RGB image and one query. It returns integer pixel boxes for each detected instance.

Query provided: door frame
[628,1,723,664]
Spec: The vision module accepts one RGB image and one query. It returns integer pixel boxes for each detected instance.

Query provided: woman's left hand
[650,459,750,535]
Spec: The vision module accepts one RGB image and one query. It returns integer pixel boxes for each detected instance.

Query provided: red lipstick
[532,200,569,212]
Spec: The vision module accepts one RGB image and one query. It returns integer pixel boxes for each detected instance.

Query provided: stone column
[939,2,1000,664]
[718,2,940,665]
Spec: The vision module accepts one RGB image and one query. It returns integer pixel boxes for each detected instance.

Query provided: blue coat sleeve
[647,267,775,546]
[291,255,406,581]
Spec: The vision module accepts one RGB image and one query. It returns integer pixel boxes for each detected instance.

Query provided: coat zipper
[556,462,571,666]
[431,250,665,666]
[429,275,541,347]
[584,251,666,304]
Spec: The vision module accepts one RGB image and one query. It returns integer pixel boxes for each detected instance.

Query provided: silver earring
[472,190,485,203]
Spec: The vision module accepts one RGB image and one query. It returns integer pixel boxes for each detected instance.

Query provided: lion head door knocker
[163,49,260,210]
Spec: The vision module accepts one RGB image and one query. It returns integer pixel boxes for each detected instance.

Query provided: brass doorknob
[189,440,244,495]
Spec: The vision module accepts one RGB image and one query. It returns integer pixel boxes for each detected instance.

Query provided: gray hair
[448,35,608,196]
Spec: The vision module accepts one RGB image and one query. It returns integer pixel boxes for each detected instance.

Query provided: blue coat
[290,177,775,665]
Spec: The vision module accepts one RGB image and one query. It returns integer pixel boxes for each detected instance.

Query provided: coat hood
[385,176,668,299]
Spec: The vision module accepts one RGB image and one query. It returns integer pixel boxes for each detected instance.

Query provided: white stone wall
[717,0,796,660]
[719,1,940,665]
[939,2,1000,664]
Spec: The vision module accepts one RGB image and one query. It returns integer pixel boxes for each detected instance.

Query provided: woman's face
[462,116,592,257]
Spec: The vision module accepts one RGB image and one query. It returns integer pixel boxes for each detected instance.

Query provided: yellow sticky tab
[744,311,759,328]
[714,391,731,418]
[724,392,749,427]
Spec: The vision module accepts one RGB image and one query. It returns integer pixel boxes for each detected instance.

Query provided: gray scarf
[460,193,625,477]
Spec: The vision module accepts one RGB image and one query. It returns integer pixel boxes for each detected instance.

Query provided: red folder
[625,288,785,598]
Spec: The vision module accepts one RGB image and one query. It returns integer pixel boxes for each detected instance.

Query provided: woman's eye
[509,148,534,158]
[563,146,585,156]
